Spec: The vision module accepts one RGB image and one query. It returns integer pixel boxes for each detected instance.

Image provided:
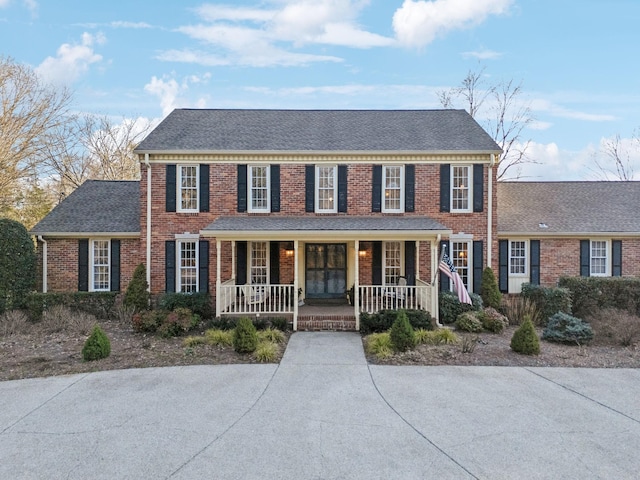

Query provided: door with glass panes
[305,244,346,299]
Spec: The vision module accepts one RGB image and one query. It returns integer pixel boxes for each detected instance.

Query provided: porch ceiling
[201,215,451,241]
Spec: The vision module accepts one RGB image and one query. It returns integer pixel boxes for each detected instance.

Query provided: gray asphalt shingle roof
[135,109,501,153]
[30,180,140,235]
[498,181,640,234]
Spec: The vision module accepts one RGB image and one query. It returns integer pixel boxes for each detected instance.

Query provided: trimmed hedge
[521,283,572,325]
[359,309,433,334]
[25,292,119,322]
[558,276,640,319]
[157,291,213,320]
[438,291,483,325]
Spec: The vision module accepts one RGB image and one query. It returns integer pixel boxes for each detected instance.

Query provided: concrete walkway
[1,332,639,479]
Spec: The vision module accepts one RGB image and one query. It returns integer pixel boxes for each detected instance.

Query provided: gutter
[145,153,151,292]
[37,236,47,293]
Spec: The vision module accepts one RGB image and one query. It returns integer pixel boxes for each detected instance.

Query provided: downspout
[434,233,441,327]
[487,154,495,267]
[37,236,47,293]
[145,153,152,292]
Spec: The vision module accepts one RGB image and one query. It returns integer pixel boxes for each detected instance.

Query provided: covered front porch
[203,216,451,331]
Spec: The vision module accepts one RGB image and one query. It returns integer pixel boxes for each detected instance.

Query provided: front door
[305,243,347,299]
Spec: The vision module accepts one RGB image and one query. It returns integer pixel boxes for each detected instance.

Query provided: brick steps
[296,315,357,331]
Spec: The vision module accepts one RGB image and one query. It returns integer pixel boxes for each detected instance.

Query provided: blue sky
[2,0,639,180]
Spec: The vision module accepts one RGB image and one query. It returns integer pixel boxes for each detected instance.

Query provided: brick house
[497,181,640,293]
[31,108,502,329]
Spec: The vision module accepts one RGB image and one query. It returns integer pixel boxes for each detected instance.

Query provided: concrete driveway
[1,332,639,479]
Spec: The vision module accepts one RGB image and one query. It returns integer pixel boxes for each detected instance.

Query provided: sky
[1,0,639,181]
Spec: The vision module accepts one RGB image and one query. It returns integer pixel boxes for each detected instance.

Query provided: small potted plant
[298,287,304,306]
[346,285,355,305]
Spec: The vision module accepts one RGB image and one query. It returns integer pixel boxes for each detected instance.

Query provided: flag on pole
[439,247,473,305]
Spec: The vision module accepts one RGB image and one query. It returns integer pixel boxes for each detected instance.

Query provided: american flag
[439,249,473,305]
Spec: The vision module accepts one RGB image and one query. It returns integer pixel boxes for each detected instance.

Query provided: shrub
[25,292,119,322]
[0,219,36,313]
[359,309,432,334]
[542,312,593,345]
[123,264,150,313]
[254,341,278,362]
[501,295,540,326]
[364,332,393,359]
[389,310,416,352]
[205,328,234,346]
[479,307,509,334]
[233,317,258,353]
[455,311,483,333]
[82,325,111,361]
[258,327,285,344]
[206,316,238,331]
[158,291,213,320]
[0,310,29,337]
[510,317,540,355]
[559,277,640,319]
[521,283,571,325]
[41,305,95,335]
[438,291,482,324]
[480,267,502,309]
[460,335,478,353]
[415,328,458,345]
[587,307,640,347]
[132,310,167,333]
[157,308,200,338]
[270,317,289,331]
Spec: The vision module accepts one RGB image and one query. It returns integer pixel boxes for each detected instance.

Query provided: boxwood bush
[157,291,213,320]
[558,276,640,319]
[438,291,483,325]
[521,283,571,325]
[25,292,119,322]
[359,309,433,334]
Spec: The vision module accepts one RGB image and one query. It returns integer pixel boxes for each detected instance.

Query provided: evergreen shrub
[359,309,432,334]
[542,312,593,345]
[559,276,640,319]
[479,307,509,333]
[233,317,258,353]
[521,283,571,325]
[389,310,416,352]
[82,325,111,361]
[455,311,483,332]
[480,267,502,309]
[438,291,483,324]
[123,264,150,313]
[158,291,213,320]
[0,219,36,313]
[510,317,540,355]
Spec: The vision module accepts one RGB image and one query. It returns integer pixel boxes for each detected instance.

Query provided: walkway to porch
[296,303,357,331]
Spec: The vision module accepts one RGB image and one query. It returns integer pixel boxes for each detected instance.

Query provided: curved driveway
[1,332,639,479]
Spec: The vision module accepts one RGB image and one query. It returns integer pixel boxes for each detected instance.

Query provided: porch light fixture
[284,242,294,257]
[358,248,367,257]
[285,249,294,257]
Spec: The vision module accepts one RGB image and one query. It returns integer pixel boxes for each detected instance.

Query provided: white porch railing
[218,283,296,315]
[358,283,434,314]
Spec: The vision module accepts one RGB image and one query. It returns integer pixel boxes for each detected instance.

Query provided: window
[178,165,199,212]
[590,240,608,276]
[249,165,270,212]
[91,240,110,291]
[178,240,198,292]
[451,166,471,212]
[451,241,471,290]
[316,166,337,213]
[250,241,268,285]
[384,241,402,285]
[383,166,404,212]
[509,241,527,275]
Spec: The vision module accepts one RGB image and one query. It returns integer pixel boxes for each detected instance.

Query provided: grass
[257,327,286,344]
[415,328,459,345]
[254,341,279,362]
[205,328,234,347]
[364,332,393,359]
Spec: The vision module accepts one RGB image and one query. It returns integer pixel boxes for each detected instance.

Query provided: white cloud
[0,0,37,12]
[110,21,152,29]
[506,141,592,181]
[531,98,616,122]
[392,0,513,48]
[35,32,105,85]
[144,74,211,117]
[462,48,502,60]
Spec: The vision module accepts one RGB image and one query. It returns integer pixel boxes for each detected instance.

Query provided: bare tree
[438,67,534,180]
[0,56,72,212]
[593,130,639,181]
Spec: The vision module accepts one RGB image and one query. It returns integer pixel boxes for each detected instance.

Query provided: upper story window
[509,241,527,276]
[383,241,402,285]
[250,241,268,285]
[383,166,404,213]
[316,166,337,213]
[590,240,609,276]
[178,165,199,212]
[178,239,198,293]
[451,165,471,212]
[249,166,270,212]
[91,239,110,291]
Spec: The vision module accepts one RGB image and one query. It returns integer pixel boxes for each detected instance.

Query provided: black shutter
[612,240,622,277]
[372,165,382,212]
[580,240,590,277]
[372,241,382,285]
[78,239,89,292]
[237,165,247,212]
[110,240,121,292]
[270,165,280,212]
[530,240,540,285]
[338,165,348,213]
[440,164,450,212]
[405,164,415,212]
[473,240,483,294]
[305,165,315,212]
[404,241,415,285]
[473,164,484,212]
[270,242,280,284]
[439,240,449,291]
[199,240,209,292]
[237,241,247,285]
[199,164,209,212]
[165,241,176,292]
[166,165,176,212]
[498,239,508,293]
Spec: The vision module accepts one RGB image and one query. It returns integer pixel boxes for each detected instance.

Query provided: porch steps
[297,315,357,331]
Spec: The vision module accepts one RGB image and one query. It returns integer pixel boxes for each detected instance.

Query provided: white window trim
[90,239,110,292]
[382,165,405,213]
[590,239,610,277]
[249,241,270,285]
[315,165,338,213]
[177,164,199,213]
[451,165,472,213]
[382,241,403,286]
[176,234,199,293]
[449,235,473,291]
[248,165,270,213]
[509,240,529,277]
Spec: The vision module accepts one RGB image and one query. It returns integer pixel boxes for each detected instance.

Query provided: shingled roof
[498,182,640,235]
[30,180,140,236]
[135,109,501,153]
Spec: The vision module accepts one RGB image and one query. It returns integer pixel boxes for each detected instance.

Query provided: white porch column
[415,240,420,280]
[215,239,222,318]
[354,240,360,330]
[231,241,236,280]
[293,239,299,331]
[432,240,442,326]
